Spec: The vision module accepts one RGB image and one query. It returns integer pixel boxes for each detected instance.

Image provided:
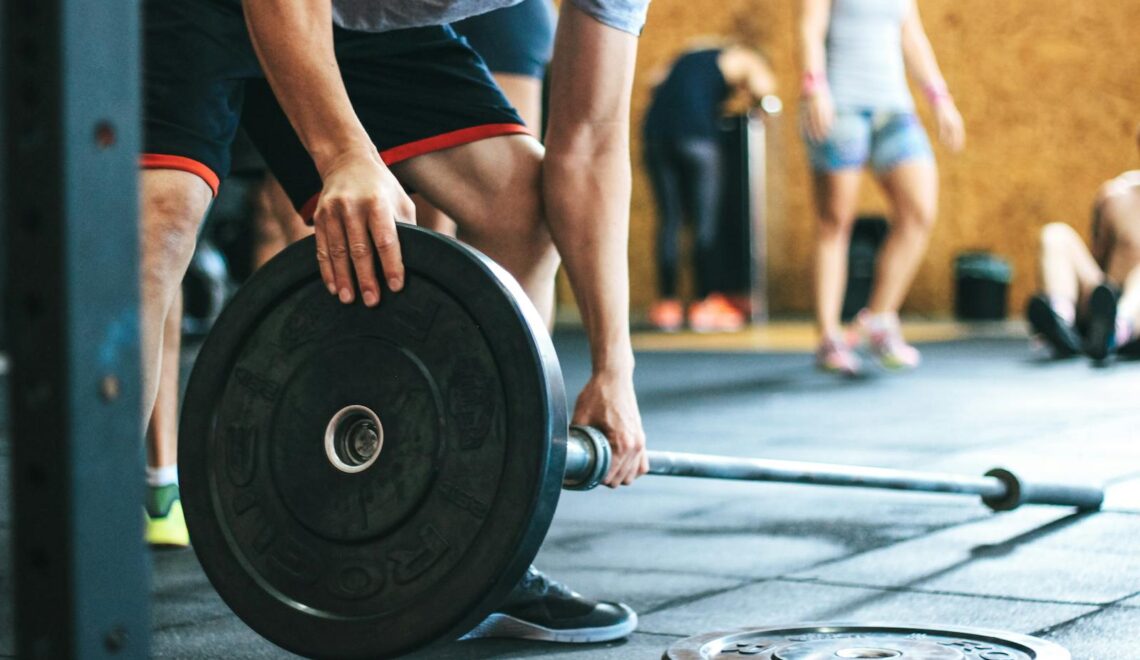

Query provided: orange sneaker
[688,294,746,333]
[648,299,684,332]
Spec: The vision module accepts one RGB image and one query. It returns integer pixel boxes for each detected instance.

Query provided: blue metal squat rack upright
[3,0,151,657]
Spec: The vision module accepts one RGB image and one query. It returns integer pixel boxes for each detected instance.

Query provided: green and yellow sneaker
[145,483,190,549]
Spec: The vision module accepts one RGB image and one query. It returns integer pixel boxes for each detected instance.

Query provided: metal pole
[747,107,771,325]
[4,0,150,656]
[564,427,1104,512]
[647,450,1006,498]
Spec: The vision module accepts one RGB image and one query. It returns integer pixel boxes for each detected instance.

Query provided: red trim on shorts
[297,123,531,224]
[139,154,220,196]
[379,123,531,165]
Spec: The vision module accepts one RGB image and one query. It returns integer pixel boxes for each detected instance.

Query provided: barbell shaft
[563,426,1104,512]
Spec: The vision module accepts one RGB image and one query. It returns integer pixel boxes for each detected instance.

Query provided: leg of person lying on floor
[1027,222,1102,358]
[1085,164,1140,360]
[239,1,650,642]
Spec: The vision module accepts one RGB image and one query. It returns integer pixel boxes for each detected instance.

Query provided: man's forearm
[544,137,634,373]
[242,0,373,173]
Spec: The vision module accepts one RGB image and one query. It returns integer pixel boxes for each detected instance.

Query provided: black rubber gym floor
[1,332,1139,658]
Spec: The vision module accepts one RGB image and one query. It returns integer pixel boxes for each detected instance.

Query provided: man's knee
[464,147,553,252]
[141,171,212,293]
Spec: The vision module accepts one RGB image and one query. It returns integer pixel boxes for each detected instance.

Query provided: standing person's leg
[811,170,863,371]
[869,161,937,314]
[144,289,189,548]
[682,138,743,332]
[138,172,214,418]
[139,0,265,543]
[858,113,938,370]
[645,140,686,331]
[1028,222,1101,357]
[805,110,868,374]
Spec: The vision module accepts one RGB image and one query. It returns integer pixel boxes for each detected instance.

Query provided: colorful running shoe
[851,310,921,370]
[146,483,190,549]
[688,294,745,333]
[816,335,862,376]
[648,299,684,332]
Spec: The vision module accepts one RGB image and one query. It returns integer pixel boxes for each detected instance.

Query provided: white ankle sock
[865,311,899,333]
[147,464,178,488]
[1115,318,1134,347]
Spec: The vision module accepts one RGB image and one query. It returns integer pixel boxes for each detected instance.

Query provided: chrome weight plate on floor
[664,624,1070,659]
[179,225,568,659]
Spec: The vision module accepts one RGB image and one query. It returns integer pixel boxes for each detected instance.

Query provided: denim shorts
[806,109,933,174]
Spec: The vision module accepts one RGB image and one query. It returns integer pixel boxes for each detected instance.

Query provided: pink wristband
[923,82,951,105]
[802,72,828,97]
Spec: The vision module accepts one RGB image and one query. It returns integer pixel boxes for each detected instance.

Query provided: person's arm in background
[242,0,416,308]
[719,46,778,105]
[800,0,833,142]
[544,2,647,487]
[900,0,965,152]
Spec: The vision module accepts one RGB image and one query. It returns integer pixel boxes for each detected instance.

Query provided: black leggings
[644,138,724,299]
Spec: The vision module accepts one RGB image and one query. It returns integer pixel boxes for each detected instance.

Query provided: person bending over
[1028,129,1140,362]
[801,0,965,375]
[146,1,558,548]
[644,42,777,333]
[139,0,649,642]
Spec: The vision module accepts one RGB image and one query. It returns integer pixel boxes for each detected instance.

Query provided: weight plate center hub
[324,405,385,474]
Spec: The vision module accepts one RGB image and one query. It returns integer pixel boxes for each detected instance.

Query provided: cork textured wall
[625,0,1140,317]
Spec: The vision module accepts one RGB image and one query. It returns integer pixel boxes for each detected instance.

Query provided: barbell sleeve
[563,426,1104,512]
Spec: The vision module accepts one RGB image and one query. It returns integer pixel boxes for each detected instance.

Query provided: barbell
[179,225,1101,659]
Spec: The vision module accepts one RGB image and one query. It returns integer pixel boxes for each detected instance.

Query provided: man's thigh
[390,134,545,236]
[142,0,261,193]
[242,25,531,220]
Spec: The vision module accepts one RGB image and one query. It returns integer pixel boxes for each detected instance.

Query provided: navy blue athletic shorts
[142,0,527,218]
[451,0,556,79]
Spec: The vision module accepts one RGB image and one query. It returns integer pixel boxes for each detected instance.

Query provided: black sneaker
[1026,294,1081,358]
[1084,284,1119,361]
[461,566,637,643]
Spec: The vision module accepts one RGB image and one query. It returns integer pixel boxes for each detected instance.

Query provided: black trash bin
[955,252,1012,320]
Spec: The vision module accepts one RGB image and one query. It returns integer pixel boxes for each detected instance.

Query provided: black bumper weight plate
[179,226,568,659]
[664,624,1070,659]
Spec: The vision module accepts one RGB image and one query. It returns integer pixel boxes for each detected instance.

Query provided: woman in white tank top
[800,0,965,376]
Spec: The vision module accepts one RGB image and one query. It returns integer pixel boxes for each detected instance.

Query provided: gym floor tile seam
[1031,603,1130,638]
[774,577,1115,609]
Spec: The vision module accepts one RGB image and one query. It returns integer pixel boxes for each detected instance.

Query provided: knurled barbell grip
[563,426,1104,511]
